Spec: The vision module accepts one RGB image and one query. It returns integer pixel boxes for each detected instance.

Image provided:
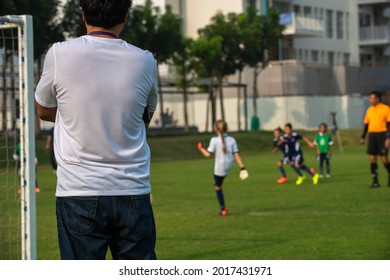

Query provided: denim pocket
[132,195,155,238]
[61,197,98,236]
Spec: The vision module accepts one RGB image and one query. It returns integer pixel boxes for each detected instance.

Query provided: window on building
[326,10,333,38]
[274,1,290,13]
[328,51,334,65]
[312,50,319,62]
[344,53,350,65]
[336,11,344,40]
[297,49,303,60]
[359,13,371,27]
[294,5,301,15]
[346,12,349,40]
[304,6,312,17]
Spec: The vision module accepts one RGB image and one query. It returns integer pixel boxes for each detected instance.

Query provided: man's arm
[234,153,245,169]
[197,142,212,158]
[302,136,314,148]
[35,46,57,120]
[36,102,57,122]
[360,124,368,144]
[385,122,390,149]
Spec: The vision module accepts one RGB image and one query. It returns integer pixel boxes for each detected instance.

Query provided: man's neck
[86,25,122,39]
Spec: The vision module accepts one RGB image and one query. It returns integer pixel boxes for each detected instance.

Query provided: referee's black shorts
[367,132,388,156]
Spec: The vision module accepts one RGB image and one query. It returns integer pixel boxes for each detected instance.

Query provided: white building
[150,0,390,132]
[166,0,362,65]
[358,0,390,66]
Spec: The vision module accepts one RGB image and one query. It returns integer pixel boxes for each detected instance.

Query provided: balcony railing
[280,13,325,37]
[357,0,390,5]
[359,25,390,45]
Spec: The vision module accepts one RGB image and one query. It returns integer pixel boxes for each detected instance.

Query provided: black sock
[371,163,378,183]
[384,163,390,174]
[326,160,330,175]
[215,189,225,210]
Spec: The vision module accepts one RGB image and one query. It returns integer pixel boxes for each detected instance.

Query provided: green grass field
[1,130,390,260]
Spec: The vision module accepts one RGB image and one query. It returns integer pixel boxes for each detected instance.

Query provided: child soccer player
[313,123,333,178]
[13,143,40,193]
[197,120,248,216]
[272,127,290,184]
[283,123,319,186]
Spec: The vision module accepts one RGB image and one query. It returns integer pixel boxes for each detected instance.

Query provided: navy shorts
[213,175,225,186]
[291,154,304,165]
[279,156,290,164]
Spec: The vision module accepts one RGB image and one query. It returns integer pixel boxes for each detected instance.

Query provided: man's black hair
[319,123,328,130]
[369,90,381,101]
[79,0,132,30]
[285,123,292,130]
[274,127,283,133]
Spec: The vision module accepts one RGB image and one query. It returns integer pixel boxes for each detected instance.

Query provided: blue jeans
[56,195,156,260]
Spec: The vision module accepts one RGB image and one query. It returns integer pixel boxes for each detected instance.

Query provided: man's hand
[385,138,390,149]
[272,147,278,154]
[360,137,365,145]
[308,142,314,149]
[197,142,204,151]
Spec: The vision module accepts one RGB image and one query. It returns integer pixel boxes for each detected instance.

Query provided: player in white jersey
[197,120,248,216]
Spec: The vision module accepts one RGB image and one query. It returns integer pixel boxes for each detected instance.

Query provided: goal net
[0,15,36,260]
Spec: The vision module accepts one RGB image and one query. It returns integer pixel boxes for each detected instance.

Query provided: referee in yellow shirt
[360,91,390,188]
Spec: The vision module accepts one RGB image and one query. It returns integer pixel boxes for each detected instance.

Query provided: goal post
[0,15,36,260]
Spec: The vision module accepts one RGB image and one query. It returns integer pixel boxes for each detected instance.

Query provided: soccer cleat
[35,187,41,193]
[319,174,324,178]
[370,182,380,188]
[326,174,331,178]
[296,176,306,185]
[277,177,289,184]
[220,208,228,216]
[313,173,319,185]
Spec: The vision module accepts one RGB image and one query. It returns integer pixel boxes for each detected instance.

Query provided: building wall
[180,0,244,38]
[148,94,367,131]
[288,0,360,64]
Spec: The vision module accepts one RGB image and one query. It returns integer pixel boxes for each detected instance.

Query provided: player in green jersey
[313,123,334,178]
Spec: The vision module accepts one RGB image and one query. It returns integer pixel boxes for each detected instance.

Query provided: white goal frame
[0,15,36,260]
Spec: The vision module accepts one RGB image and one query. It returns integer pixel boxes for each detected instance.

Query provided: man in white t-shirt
[35,0,158,260]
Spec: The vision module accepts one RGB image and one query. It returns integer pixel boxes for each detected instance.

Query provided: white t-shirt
[35,36,158,197]
[207,134,239,177]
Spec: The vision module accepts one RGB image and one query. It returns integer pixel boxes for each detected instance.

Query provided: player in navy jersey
[272,127,291,184]
[283,123,319,185]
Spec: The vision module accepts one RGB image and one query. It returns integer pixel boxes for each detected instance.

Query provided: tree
[124,0,182,129]
[61,0,85,38]
[265,8,284,62]
[190,36,222,129]
[173,37,193,133]
[237,7,267,117]
[1,0,63,133]
[197,12,242,121]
